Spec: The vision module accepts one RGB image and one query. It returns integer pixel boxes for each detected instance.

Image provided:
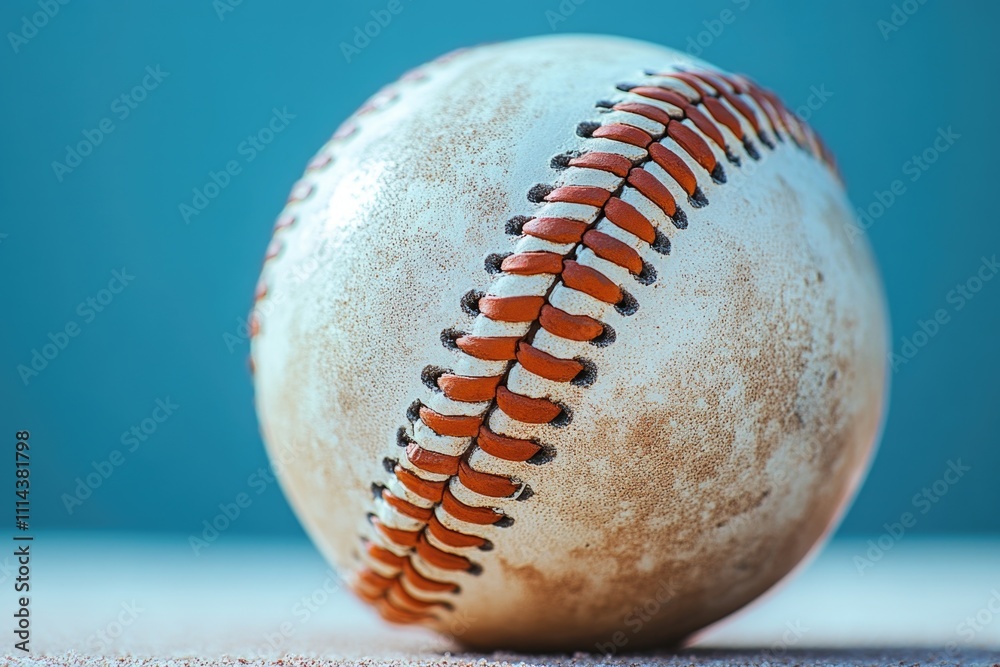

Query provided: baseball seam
[349,66,835,624]
[250,59,836,625]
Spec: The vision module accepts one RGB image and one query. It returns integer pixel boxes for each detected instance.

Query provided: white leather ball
[251,35,888,651]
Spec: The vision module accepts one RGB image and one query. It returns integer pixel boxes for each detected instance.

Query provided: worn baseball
[251,34,888,651]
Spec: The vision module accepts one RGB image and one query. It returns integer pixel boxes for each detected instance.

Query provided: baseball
[251,35,888,651]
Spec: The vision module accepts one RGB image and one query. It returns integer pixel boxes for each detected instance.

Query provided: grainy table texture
[3,533,998,666]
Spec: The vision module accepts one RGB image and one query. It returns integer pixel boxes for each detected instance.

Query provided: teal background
[1,1,997,539]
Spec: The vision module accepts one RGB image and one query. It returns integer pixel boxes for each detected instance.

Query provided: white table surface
[4,532,999,665]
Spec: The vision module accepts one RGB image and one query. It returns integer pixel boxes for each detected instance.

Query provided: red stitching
[457,459,519,498]
[561,260,623,304]
[405,442,462,475]
[667,121,718,174]
[454,334,518,361]
[605,197,656,243]
[544,185,612,207]
[648,143,699,196]
[255,65,839,622]
[402,557,459,593]
[477,294,546,322]
[476,426,541,462]
[522,217,589,244]
[366,541,406,568]
[394,465,446,502]
[500,252,564,276]
[592,123,653,147]
[539,305,605,341]
[568,152,632,177]
[583,229,644,274]
[437,373,503,403]
[418,406,482,437]
[381,488,435,521]
[612,101,673,126]
[496,386,562,424]
[416,533,473,570]
[440,488,503,525]
[427,515,488,550]
[627,168,678,217]
[515,342,584,383]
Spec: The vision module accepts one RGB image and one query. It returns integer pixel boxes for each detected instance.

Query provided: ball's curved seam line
[352,66,835,623]
[250,57,836,625]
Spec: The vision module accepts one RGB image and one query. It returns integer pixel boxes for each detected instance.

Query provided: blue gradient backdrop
[1,1,997,537]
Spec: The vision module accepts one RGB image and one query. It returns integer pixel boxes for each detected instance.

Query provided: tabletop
[4,533,998,666]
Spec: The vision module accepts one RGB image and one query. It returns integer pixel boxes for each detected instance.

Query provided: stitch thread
[253,61,836,624]
[346,66,835,623]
